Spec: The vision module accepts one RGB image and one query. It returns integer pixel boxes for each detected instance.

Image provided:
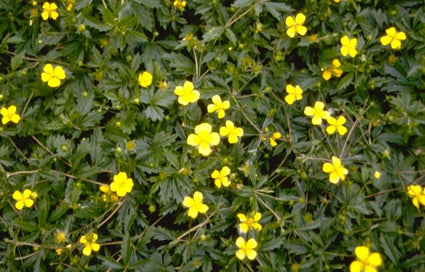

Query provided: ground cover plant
[1,0,425,271]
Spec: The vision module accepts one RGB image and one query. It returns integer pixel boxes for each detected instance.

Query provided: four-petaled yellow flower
[1,105,21,125]
[236,237,258,261]
[220,120,244,144]
[138,71,153,88]
[322,59,343,81]
[380,27,406,49]
[304,101,330,125]
[41,64,66,88]
[237,212,262,233]
[99,185,119,203]
[286,13,307,38]
[326,116,348,135]
[322,156,348,184]
[173,0,186,11]
[350,246,382,272]
[407,185,425,209]
[340,36,358,57]
[41,2,59,20]
[211,166,231,188]
[110,172,134,197]
[187,123,220,156]
[12,189,35,210]
[207,95,230,119]
[79,233,100,256]
[182,191,209,218]
[174,81,200,106]
[285,84,303,105]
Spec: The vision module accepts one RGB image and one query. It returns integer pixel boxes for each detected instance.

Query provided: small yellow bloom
[55,230,67,243]
[79,233,100,256]
[182,191,209,218]
[173,0,186,10]
[326,116,348,135]
[322,59,343,81]
[236,237,257,261]
[380,27,406,49]
[110,172,134,197]
[373,171,381,179]
[322,156,348,184]
[219,120,243,144]
[41,64,66,88]
[268,132,282,147]
[12,189,35,210]
[284,84,303,105]
[237,212,262,233]
[286,13,307,38]
[138,71,153,88]
[187,123,220,156]
[1,105,21,125]
[350,246,382,272]
[211,166,231,188]
[340,36,358,57]
[41,2,59,20]
[207,95,230,119]
[304,101,330,125]
[174,81,200,106]
[126,140,136,151]
[99,185,119,202]
[407,185,425,209]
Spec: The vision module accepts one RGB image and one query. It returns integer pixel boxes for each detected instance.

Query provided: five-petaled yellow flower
[1,105,21,125]
[182,191,209,218]
[220,120,243,144]
[322,156,348,184]
[174,81,200,106]
[138,71,153,88]
[12,189,35,210]
[380,27,406,49]
[322,59,343,81]
[173,0,186,11]
[236,237,258,261]
[350,246,382,272]
[79,233,100,256]
[41,2,59,20]
[304,101,330,125]
[187,123,220,156]
[407,185,425,209]
[326,116,348,135]
[207,95,230,119]
[110,172,134,197]
[285,84,303,105]
[286,13,307,38]
[41,64,66,88]
[340,36,358,57]
[99,185,119,203]
[237,212,262,233]
[211,166,231,188]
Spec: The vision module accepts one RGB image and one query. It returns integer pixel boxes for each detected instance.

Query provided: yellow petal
[198,143,212,156]
[340,46,349,56]
[368,252,382,266]
[236,249,246,260]
[380,36,392,46]
[188,207,199,218]
[79,235,87,244]
[340,36,349,46]
[391,40,401,49]
[44,64,54,73]
[198,203,209,214]
[222,166,231,176]
[211,95,221,105]
[246,249,257,260]
[322,162,334,173]
[329,173,340,184]
[396,32,406,40]
[386,27,396,36]
[237,213,247,222]
[239,223,249,233]
[183,81,194,92]
[15,201,24,210]
[304,106,314,116]
[12,191,22,201]
[174,86,184,95]
[91,243,100,252]
[11,114,21,124]
[236,237,245,248]
[355,246,370,261]
[287,27,296,38]
[246,238,258,249]
[187,134,199,146]
[285,94,295,105]
[207,104,217,113]
[337,126,348,135]
[326,126,336,135]
[285,16,295,27]
[48,78,61,88]
[82,246,92,256]
[349,261,362,272]
[297,26,307,36]
[364,266,378,272]
[209,132,220,145]
[24,198,34,208]
[322,70,332,80]
[295,13,306,24]
[182,196,194,208]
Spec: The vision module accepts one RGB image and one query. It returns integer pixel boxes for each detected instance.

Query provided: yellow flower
[66,0,75,11]
[407,185,425,209]
[207,95,230,119]
[350,246,382,272]
[41,64,66,88]
[12,189,35,210]
[110,172,134,197]
[304,101,330,125]
[340,36,358,57]
[237,212,262,233]
[41,2,59,20]
[138,71,153,88]
[126,140,136,151]
[99,185,119,203]
[326,116,348,135]
[286,13,307,38]
[219,120,243,144]
[322,156,348,184]
[174,81,200,106]
[284,84,303,105]
[373,171,381,179]
[79,233,100,256]
[322,59,343,81]
[380,27,406,49]
[182,191,209,218]
[187,123,220,156]
[173,0,186,10]
[269,132,282,147]
[235,237,257,261]
[55,230,67,243]
[211,166,231,188]
[1,105,21,125]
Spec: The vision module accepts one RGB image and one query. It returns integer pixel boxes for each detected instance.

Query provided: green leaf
[202,26,225,43]
[232,0,255,8]
[10,50,25,71]
[336,72,354,90]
